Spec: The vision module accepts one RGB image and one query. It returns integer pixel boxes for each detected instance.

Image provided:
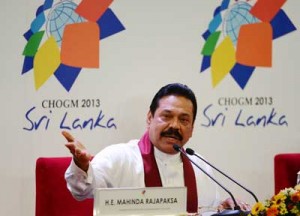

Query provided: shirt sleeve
[64,158,95,201]
[64,141,142,200]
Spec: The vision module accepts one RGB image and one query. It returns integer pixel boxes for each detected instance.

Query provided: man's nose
[170,118,180,129]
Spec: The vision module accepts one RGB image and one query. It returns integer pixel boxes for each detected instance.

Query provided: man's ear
[188,121,195,139]
[146,111,152,126]
[190,124,194,138]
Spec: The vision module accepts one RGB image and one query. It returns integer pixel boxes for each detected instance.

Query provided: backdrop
[0,0,299,215]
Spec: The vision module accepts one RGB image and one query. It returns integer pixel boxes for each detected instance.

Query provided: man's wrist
[73,158,90,172]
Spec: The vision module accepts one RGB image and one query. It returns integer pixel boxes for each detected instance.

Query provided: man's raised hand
[62,131,92,172]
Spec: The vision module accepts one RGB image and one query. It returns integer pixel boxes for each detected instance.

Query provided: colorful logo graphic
[200,0,296,89]
[22,0,125,91]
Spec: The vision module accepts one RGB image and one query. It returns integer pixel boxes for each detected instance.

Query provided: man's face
[147,95,194,154]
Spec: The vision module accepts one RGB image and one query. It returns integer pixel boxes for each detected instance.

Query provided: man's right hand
[62,131,92,172]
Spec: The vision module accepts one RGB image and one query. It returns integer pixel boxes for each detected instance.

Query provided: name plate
[93,187,187,215]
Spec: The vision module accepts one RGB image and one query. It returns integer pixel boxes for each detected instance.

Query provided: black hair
[149,83,197,122]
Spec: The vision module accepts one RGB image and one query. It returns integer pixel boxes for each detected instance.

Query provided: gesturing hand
[218,197,251,212]
[62,131,92,172]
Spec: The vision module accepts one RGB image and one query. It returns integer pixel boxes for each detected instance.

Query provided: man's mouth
[161,129,183,141]
[163,135,180,140]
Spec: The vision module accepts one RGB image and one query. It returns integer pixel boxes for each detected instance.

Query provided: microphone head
[186,148,195,155]
[173,144,181,152]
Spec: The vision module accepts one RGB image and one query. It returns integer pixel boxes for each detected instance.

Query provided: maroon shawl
[138,131,198,213]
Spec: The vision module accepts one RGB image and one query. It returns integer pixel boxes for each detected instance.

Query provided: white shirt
[65,139,220,209]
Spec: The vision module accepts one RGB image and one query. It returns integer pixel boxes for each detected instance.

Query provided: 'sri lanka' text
[23,106,117,131]
[201,104,288,127]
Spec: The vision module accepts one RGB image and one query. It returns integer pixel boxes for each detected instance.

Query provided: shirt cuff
[70,158,93,184]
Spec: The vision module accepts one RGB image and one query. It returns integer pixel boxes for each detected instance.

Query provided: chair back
[36,157,93,216]
[274,153,300,194]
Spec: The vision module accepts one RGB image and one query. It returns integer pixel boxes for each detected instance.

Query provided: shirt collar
[154,146,182,164]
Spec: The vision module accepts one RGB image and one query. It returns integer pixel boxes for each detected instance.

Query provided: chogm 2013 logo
[21,0,125,91]
[200,0,296,89]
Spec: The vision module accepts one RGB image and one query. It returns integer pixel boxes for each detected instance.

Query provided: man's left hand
[218,197,251,212]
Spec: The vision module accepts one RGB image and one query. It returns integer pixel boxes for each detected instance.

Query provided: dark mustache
[161,128,183,141]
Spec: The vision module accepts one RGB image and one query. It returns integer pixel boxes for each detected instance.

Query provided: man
[64,83,249,214]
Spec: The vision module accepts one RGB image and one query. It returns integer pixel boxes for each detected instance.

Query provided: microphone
[173,144,247,216]
[185,148,258,203]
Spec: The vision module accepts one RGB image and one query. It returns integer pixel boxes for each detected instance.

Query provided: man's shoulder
[105,139,140,150]
[98,139,141,157]
[92,139,142,164]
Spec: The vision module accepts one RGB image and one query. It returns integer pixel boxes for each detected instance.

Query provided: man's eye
[162,114,171,119]
[180,118,190,124]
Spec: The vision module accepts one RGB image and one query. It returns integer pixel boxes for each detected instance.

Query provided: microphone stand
[173,145,248,216]
[186,148,258,203]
